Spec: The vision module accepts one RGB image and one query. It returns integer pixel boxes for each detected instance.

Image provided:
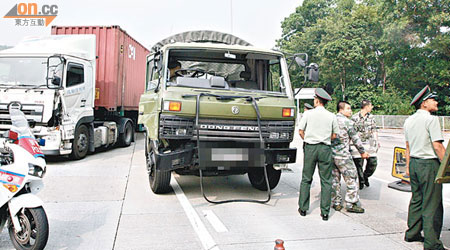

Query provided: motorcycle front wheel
[8,206,49,250]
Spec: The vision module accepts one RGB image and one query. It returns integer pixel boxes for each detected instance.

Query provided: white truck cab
[0,35,133,159]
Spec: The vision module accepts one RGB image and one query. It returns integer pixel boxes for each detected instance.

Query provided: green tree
[277,0,450,115]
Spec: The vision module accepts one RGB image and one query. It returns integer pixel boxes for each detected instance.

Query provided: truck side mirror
[154,54,162,71]
[308,63,319,82]
[47,55,64,89]
[295,57,306,68]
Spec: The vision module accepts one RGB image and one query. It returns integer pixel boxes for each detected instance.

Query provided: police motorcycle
[0,108,48,250]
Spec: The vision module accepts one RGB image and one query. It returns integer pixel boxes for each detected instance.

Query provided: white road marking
[171,177,220,250]
[202,210,228,233]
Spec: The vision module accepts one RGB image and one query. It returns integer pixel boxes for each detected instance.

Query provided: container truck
[0,25,149,159]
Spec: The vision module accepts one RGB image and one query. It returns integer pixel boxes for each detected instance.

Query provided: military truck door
[139,54,161,139]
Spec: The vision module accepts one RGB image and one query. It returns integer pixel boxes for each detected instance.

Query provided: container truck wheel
[146,142,172,194]
[248,164,281,191]
[118,121,134,147]
[70,124,89,160]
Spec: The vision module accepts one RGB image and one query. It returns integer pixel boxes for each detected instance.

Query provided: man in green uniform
[298,88,339,221]
[404,85,446,250]
[332,101,369,213]
[351,99,379,189]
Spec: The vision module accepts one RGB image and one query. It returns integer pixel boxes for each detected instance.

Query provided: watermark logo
[3,3,58,27]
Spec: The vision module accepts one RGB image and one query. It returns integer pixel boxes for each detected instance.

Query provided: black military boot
[359,180,364,190]
[298,208,306,216]
[364,175,370,187]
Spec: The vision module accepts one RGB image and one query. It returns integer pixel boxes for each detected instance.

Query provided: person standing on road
[350,99,379,189]
[404,85,446,250]
[331,101,369,213]
[298,88,339,221]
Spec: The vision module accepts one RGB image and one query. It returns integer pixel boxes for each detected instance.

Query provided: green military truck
[138,31,317,198]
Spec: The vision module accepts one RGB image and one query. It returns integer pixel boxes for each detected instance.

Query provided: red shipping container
[51,25,150,111]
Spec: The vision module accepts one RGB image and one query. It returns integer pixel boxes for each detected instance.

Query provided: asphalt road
[1,129,450,250]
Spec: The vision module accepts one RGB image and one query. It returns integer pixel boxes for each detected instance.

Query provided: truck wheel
[147,144,171,194]
[8,206,49,250]
[70,124,89,160]
[118,121,134,147]
[248,164,281,191]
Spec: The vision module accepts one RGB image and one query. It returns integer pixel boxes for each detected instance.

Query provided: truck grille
[160,115,195,139]
[0,103,44,126]
[159,115,294,142]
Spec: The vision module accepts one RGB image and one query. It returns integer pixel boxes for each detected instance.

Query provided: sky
[0,0,301,50]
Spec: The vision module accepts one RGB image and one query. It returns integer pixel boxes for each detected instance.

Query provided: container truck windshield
[0,57,51,87]
[161,49,286,95]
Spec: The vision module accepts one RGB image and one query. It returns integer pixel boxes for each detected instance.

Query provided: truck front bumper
[37,129,72,156]
[155,146,297,172]
[155,148,195,171]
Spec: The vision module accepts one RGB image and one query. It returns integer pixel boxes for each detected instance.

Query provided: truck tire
[147,144,172,194]
[118,121,134,147]
[248,164,281,191]
[70,124,89,160]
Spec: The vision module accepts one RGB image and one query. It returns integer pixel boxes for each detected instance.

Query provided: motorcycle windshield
[9,108,35,140]
[9,108,43,158]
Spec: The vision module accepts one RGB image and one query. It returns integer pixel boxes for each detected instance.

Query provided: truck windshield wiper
[2,83,36,91]
[26,84,47,91]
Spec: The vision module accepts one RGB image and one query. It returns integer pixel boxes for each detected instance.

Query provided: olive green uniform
[298,106,339,216]
[404,109,444,250]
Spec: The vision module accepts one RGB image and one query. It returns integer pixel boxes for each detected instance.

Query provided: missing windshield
[166,49,286,95]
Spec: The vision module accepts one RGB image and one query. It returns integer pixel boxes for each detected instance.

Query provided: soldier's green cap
[304,103,314,110]
[410,85,438,106]
[314,88,332,101]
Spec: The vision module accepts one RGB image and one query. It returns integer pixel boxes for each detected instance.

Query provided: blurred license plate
[211,148,248,161]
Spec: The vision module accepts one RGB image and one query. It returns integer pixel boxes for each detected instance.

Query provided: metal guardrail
[297,114,450,131]
[373,115,450,131]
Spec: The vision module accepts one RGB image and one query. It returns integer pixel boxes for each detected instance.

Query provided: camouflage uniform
[331,113,366,207]
[350,111,378,186]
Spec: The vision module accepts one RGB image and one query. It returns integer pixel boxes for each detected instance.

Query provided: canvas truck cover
[52,25,150,111]
[151,30,252,52]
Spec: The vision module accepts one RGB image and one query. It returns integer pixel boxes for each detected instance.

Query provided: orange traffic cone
[274,239,285,250]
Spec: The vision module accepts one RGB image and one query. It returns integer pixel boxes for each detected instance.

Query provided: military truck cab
[139,31,311,195]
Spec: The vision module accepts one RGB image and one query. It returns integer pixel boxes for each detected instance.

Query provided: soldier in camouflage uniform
[332,101,369,213]
[350,100,379,189]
